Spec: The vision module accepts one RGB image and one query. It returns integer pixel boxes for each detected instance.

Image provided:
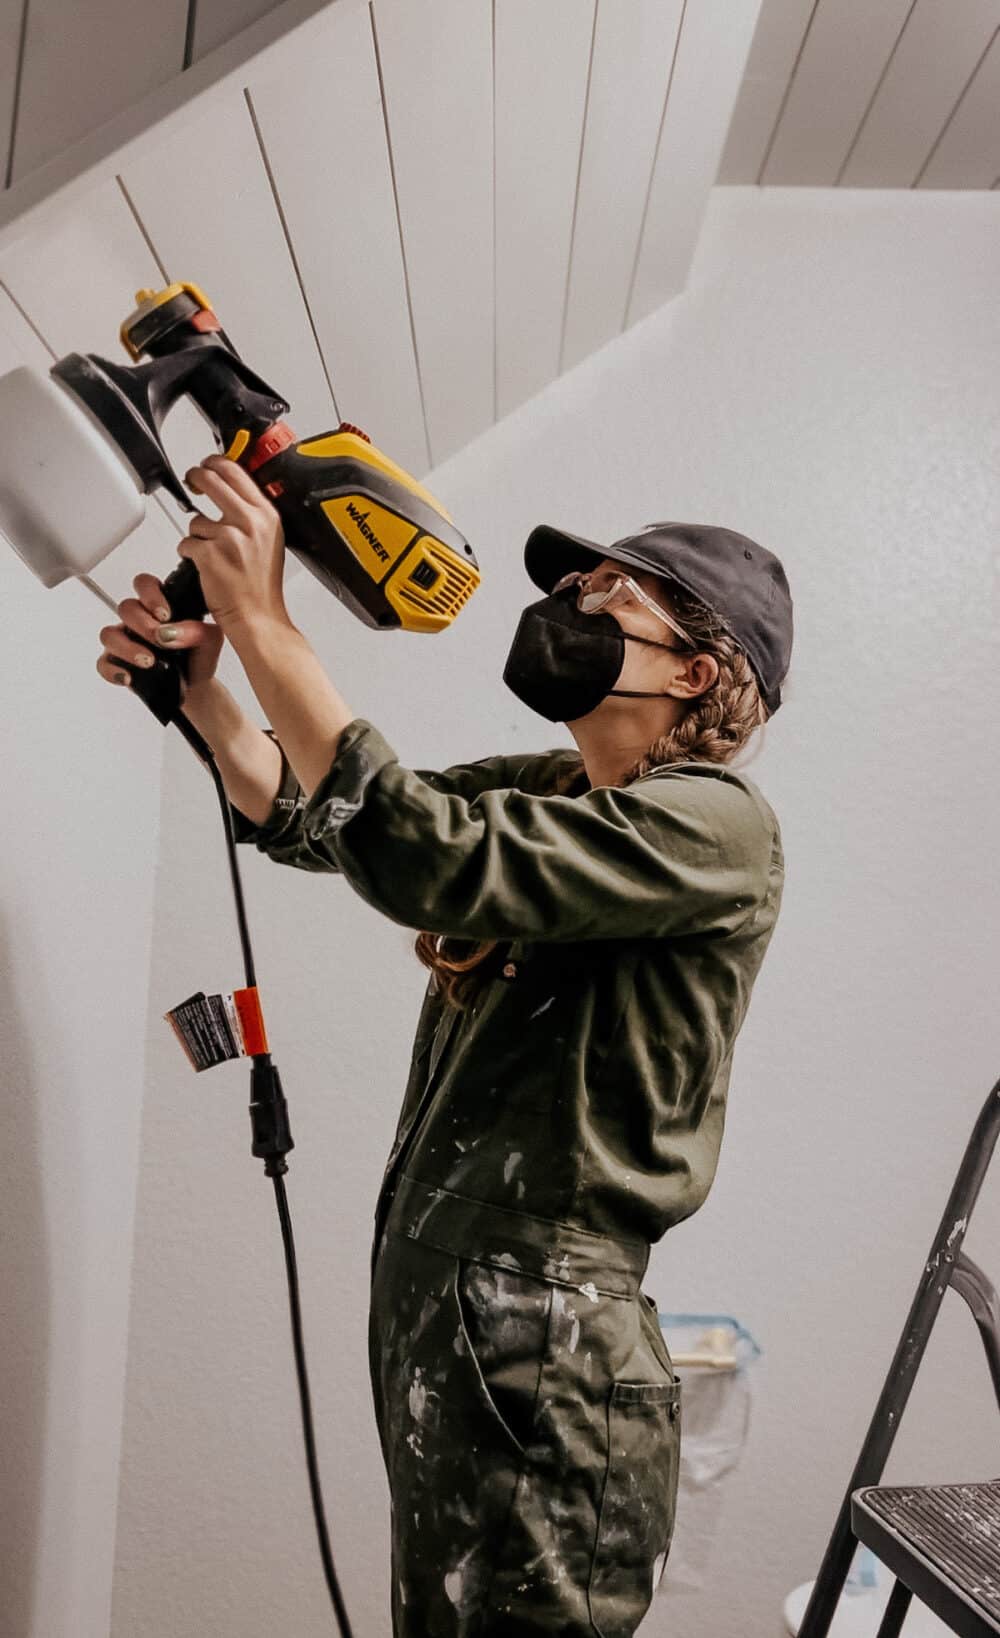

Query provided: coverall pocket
[588,1378,682,1638]
[454,1257,553,1458]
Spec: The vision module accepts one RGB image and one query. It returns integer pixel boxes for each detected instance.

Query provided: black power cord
[171,705,355,1638]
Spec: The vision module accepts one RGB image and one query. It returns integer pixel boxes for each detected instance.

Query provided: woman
[97,456,793,1637]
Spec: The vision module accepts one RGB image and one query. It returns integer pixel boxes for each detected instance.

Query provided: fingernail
[158,626,178,643]
[155,606,171,621]
[116,671,130,685]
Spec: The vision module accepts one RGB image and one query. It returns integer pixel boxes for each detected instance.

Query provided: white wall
[110,186,1000,1638]
[0,456,166,1631]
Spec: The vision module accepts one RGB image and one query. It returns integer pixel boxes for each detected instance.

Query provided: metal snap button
[502,962,518,979]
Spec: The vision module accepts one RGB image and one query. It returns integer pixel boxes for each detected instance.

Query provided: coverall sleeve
[232,718,773,943]
[227,727,573,864]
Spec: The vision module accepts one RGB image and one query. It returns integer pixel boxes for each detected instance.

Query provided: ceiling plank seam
[912,22,1000,188]
[621,0,688,335]
[833,0,920,186]
[755,0,822,185]
[556,0,598,378]
[0,271,53,356]
[115,175,171,284]
[242,85,340,422]
[182,0,199,72]
[4,0,30,190]
[368,1,432,475]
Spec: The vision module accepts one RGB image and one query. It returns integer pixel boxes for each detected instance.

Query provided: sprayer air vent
[397,553,475,616]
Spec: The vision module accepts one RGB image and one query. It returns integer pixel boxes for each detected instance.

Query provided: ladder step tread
[855,1479,1000,1627]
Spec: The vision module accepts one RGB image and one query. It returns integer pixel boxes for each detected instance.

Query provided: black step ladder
[797,1079,1000,1638]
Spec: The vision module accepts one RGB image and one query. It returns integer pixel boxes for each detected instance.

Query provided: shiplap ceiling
[721,0,1000,188]
[0,0,761,577]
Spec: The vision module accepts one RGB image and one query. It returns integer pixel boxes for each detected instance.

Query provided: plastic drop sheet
[656,1314,761,1596]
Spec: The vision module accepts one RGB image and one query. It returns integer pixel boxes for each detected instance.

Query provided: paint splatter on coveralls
[231,718,784,1637]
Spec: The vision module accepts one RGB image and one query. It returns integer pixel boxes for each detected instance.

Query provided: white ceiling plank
[193,0,288,61]
[494,0,595,418]
[840,1,1000,187]
[627,0,764,327]
[0,0,24,187]
[247,3,428,473]
[10,0,188,184]
[918,26,1000,188]
[371,0,494,466]
[760,0,916,186]
[117,90,339,492]
[717,0,818,183]
[0,0,346,253]
[0,183,185,601]
[561,0,686,375]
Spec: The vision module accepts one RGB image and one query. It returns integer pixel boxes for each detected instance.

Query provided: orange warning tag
[233,986,269,1056]
[163,984,269,1070]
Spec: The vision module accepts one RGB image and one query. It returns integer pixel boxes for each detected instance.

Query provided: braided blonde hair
[414,577,772,1010]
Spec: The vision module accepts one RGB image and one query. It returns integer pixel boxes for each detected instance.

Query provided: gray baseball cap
[524,520,793,715]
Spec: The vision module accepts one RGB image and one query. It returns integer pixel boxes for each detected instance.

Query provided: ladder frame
[797,1078,1000,1638]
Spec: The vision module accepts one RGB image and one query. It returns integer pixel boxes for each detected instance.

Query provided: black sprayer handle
[119,556,209,727]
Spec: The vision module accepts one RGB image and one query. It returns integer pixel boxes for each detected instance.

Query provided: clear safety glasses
[553,569,696,648]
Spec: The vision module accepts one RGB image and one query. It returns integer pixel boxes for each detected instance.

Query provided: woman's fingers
[126,577,221,653]
[98,573,226,691]
[96,621,158,686]
[98,573,227,687]
[97,587,186,687]
[116,593,171,644]
[97,651,133,685]
[133,572,173,621]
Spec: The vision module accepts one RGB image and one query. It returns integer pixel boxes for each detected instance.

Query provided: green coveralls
[230,719,784,1637]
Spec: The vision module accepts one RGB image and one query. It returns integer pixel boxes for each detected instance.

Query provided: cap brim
[524,524,610,593]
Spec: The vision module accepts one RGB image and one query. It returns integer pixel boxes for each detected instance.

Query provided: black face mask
[502,587,685,724]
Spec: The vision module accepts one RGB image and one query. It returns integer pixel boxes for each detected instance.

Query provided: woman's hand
[177,453,291,638]
[97,573,225,694]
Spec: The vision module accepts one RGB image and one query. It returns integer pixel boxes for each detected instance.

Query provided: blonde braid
[620,584,768,783]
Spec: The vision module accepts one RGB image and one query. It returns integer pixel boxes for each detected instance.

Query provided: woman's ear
[676,652,719,699]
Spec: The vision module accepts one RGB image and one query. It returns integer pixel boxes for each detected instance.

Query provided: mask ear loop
[609,631,694,700]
